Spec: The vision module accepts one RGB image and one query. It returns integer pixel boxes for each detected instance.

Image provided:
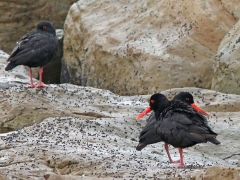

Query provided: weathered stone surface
[0,106,239,179]
[0,0,75,54]
[0,174,8,180]
[196,166,240,180]
[45,173,92,180]
[222,0,240,19]
[1,49,240,179]
[0,50,143,130]
[63,0,238,95]
[0,50,30,86]
[211,20,240,94]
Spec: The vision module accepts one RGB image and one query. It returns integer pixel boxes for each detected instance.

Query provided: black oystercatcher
[136,92,220,166]
[136,92,209,152]
[5,21,58,88]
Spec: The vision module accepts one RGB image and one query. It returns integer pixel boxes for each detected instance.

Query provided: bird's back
[5,29,58,70]
[156,100,220,148]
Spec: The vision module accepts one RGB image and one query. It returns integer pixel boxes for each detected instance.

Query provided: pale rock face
[63,0,237,95]
[0,50,240,179]
[221,0,240,19]
[195,166,240,180]
[212,20,240,94]
[0,50,30,86]
[0,88,240,179]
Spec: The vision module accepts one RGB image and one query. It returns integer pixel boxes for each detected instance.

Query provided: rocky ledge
[0,50,239,179]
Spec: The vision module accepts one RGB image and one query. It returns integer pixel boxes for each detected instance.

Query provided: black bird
[136,92,220,166]
[5,21,58,88]
[136,92,210,162]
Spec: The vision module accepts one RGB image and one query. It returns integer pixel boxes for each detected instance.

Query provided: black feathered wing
[136,112,162,151]
[6,30,58,70]
[156,101,220,148]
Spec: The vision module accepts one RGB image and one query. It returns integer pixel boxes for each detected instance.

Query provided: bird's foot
[27,83,36,88]
[171,162,185,167]
[35,82,49,88]
[169,160,185,167]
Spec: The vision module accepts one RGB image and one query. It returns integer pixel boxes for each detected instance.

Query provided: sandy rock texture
[0,0,75,54]
[211,19,240,94]
[221,0,240,19]
[0,87,239,179]
[0,50,30,87]
[0,50,240,179]
[63,0,239,95]
[195,166,240,180]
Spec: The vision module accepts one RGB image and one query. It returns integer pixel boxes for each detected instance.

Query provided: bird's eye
[186,98,189,101]
[43,26,47,30]
[150,100,154,103]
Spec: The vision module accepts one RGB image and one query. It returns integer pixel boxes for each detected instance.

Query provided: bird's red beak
[136,106,151,120]
[191,103,209,118]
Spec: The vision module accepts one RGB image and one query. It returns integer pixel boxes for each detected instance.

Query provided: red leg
[35,67,48,88]
[178,148,185,166]
[27,68,35,88]
[165,143,180,164]
[165,143,173,163]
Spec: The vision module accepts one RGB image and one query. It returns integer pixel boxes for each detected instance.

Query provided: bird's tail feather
[136,143,147,151]
[136,135,162,151]
[208,137,221,145]
[5,62,17,71]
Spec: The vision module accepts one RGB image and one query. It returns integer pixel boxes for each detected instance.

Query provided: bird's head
[136,93,168,120]
[37,21,56,35]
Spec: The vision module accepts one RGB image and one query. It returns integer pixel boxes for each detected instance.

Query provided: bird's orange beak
[136,106,151,120]
[191,103,209,118]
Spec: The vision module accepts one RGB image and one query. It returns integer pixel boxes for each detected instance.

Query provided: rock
[222,0,240,19]
[63,0,238,95]
[2,57,240,130]
[195,166,240,180]
[0,103,239,179]
[0,57,240,179]
[211,20,240,94]
[44,173,89,180]
[0,174,8,180]
[0,50,30,86]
